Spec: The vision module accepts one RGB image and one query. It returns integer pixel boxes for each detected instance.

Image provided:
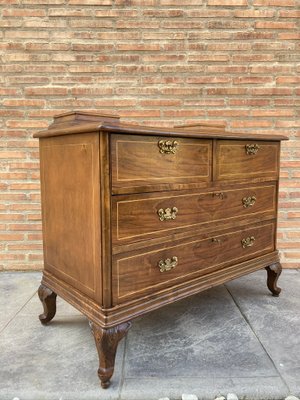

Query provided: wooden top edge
[53,110,120,120]
[100,123,289,141]
[174,122,226,128]
[34,120,289,141]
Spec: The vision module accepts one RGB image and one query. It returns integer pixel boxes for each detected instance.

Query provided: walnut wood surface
[91,321,131,388]
[35,111,286,390]
[41,251,280,329]
[38,284,57,324]
[111,134,212,191]
[215,140,280,181]
[112,183,276,245]
[266,262,282,296]
[113,221,275,304]
[40,133,102,302]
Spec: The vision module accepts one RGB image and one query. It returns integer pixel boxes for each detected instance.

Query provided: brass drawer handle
[214,192,225,200]
[212,238,221,244]
[157,207,178,221]
[242,196,256,208]
[158,140,178,154]
[241,236,255,248]
[245,144,259,155]
[158,256,178,273]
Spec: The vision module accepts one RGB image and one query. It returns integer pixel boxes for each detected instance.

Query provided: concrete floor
[0,270,299,400]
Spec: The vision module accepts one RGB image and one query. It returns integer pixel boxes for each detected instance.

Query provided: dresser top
[34,111,288,141]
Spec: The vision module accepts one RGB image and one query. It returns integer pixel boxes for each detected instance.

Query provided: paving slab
[0,272,41,332]
[0,286,124,400]
[122,285,287,399]
[0,271,298,400]
[226,269,300,396]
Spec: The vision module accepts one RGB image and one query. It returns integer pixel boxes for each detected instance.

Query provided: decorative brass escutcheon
[158,256,178,273]
[157,207,178,221]
[158,140,178,154]
[245,144,259,155]
[242,196,256,208]
[241,236,255,248]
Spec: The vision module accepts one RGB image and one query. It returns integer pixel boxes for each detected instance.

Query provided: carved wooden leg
[91,321,131,389]
[38,284,57,324]
[265,262,282,297]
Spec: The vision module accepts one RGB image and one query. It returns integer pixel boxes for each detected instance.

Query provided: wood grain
[215,140,280,181]
[112,183,277,244]
[111,134,212,191]
[40,133,102,302]
[113,221,275,303]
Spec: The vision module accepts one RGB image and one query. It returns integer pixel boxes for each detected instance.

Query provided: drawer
[112,184,277,244]
[215,140,279,181]
[113,222,275,303]
[111,134,212,192]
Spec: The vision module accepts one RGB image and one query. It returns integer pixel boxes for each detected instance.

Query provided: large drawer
[111,134,212,192]
[215,140,279,181]
[112,183,277,244]
[113,222,275,304]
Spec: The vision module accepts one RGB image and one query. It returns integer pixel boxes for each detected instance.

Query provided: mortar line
[225,283,291,393]
[0,289,38,335]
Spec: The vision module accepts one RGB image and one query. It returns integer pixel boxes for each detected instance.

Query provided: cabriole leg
[91,321,131,389]
[38,284,57,324]
[265,262,282,297]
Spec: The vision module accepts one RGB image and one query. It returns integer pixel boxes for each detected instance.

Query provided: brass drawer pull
[241,236,255,248]
[157,207,178,221]
[245,144,259,155]
[214,192,225,200]
[158,140,178,154]
[242,196,256,208]
[212,238,221,244]
[158,256,178,273]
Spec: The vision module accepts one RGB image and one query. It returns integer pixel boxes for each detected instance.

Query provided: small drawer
[111,134,212,192]
[113,222,275,303]
[112,184,277,244]
[215,140,279,181]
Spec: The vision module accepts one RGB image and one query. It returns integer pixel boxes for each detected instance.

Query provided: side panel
[40,132,102,303]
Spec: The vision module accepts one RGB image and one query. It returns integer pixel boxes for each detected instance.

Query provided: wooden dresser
[35,111,287,389]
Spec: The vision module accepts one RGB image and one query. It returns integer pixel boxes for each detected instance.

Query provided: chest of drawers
[35,111,287,389]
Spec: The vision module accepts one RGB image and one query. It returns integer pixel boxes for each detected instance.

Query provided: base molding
[42,250,280,328]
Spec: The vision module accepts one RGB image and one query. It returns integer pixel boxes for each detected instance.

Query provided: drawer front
[113,222,275,303]
[111,134,212,190]
[112,184,277,244]
[215,140,279,181]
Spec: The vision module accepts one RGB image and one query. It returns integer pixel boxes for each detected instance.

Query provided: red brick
[160,0,203,4]
[207,88,248,95]
[2,8,46,17]
[231,120,273,128]
[250,88,293,96]
[208,0,247,5]
[278,33,300,40]
[187,76,231,84]
[68,0,112,4]
[233,76,273,84]
[208,20,252,29]
[256,21,297,29]
[276,76,300,84]
[116,43,160,51]
[189,53,230,62]
[234,10,275,18]
[24,87,68,96]
[143,9,184,18]
[253,0,295,5]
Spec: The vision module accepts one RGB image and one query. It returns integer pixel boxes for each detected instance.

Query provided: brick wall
[1,0,299,270]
